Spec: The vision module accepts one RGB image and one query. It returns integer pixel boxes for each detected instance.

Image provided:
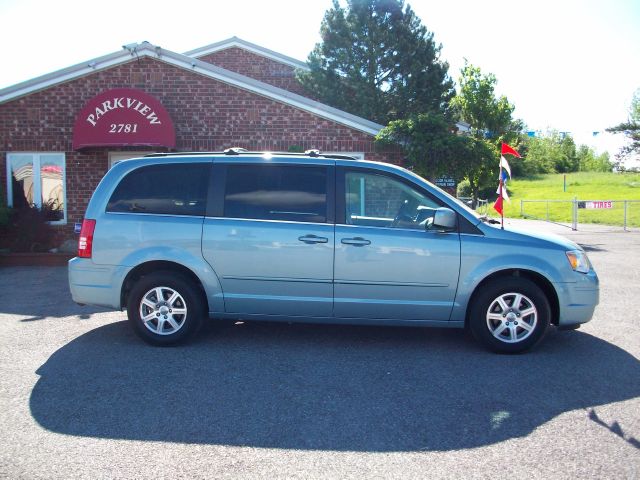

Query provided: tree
[576,145,612,172]
[450,136,498,205]
[514,132,610,175]
[377,113,459,177]
[378,62,520,206]
[450,61,518,144]
[298,0,454,124]
[376,113,497,204]
[607,88,640,168]
[450,62,519,204]
[557,135,579,173]
[521,131,580,174]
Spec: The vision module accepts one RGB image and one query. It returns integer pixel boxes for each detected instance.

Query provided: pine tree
[298,0,454,124]
[607,88,640,169]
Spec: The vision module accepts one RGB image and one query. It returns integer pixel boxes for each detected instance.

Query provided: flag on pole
[496,183,510,201]
[497,155,511,202]
[493,196,503,215]
[499,156,512,178]
[495,143,520,226]
[501,143,521,158]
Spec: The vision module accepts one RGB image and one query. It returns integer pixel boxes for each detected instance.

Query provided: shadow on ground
[30,320,640,451]
[578,243,608,253]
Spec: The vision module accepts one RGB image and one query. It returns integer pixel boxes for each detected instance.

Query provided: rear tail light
[78,219,96,258]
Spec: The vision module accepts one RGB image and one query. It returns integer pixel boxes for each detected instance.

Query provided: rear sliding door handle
[298,234,329,244]
[341,237,371,246]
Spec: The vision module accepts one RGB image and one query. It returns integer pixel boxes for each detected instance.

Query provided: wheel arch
[120,261,209,311]
[465,269,559,327]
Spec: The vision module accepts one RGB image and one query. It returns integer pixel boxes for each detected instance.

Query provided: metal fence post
[572,197,578,231]
[624,200,628,232]
[520,199,523,217]
[546,201,549,221]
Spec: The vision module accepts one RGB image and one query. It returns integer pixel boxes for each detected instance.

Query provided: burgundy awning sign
[73,88,175,149]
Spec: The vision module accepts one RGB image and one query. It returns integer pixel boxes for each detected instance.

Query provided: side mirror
[431,207,457,231]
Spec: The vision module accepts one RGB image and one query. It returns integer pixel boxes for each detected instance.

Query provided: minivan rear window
[223,165,327,223]
[107,163,210,216]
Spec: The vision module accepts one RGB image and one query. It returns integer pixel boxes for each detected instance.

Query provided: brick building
[0,37,401,242]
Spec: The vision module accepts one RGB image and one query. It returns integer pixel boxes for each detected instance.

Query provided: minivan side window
[107,163,210,216]
[345,171,440,229]
[224,165,327,223]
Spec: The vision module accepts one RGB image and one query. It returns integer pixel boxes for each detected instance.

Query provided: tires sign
[578,201,613,209]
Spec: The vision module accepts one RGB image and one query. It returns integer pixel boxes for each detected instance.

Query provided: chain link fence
[519,198,640,231]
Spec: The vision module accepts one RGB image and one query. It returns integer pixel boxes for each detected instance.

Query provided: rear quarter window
[107,163,210,216]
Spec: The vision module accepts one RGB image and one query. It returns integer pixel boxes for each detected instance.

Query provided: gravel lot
[1,221,639,479]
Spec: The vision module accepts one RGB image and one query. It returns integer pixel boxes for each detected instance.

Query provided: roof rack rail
[319,153,360,160]
[303,149,360,160]
[305,149,320,157]
[223,147,248,155]
[143,150,360,160]
[144,151,216,158]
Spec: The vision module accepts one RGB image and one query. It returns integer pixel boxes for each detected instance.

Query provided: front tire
[469,277,550,353]
[127,271,204,346]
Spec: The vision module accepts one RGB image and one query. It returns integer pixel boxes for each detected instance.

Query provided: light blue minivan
[68,151,599,353]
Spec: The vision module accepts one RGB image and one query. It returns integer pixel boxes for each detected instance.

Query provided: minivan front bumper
[555,270,599,327]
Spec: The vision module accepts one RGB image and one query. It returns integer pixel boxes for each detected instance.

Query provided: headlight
[566,250,591,274]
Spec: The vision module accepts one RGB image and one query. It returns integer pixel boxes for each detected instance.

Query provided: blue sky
[1,0,638,158]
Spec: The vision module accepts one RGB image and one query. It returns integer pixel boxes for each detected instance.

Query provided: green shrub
[457,179,500,201]
[0,204,59,253]
[0,185,9,227]
[0,202,9,228]
[456,179,471,197]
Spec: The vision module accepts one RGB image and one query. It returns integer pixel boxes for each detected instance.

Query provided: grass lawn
[491,172,640,227]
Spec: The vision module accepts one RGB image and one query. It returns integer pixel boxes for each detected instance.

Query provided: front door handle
[341,237,371,246]
[298,234,329,244]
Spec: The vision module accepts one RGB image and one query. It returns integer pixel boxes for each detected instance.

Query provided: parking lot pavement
[1,224,639,479]
[503,217,640,234]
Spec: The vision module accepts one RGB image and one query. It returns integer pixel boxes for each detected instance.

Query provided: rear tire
[127,271,204,346]
[469,277,550,353]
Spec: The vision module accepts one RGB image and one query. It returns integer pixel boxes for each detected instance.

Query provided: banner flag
[493,196,504,215]
[495,144,521,227]
[501,143,521,158]
[496,184,510,202]
[500,156,512,178]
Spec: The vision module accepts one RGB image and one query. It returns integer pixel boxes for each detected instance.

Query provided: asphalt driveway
[1,223,639,479]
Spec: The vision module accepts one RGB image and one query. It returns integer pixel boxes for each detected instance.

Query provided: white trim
[6,152,67,225]
[184,37,309,71]
[0,51,132,104]
[0,43,382,136]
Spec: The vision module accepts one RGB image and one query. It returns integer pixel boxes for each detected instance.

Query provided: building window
[6,153,66,224]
